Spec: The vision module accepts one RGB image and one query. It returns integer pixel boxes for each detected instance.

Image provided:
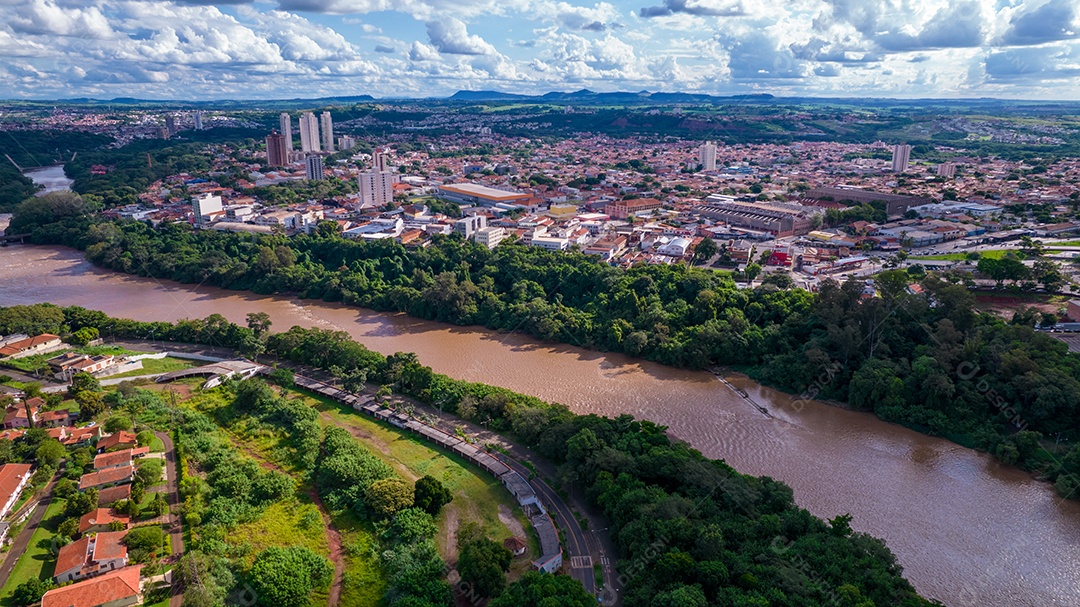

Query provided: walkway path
[155,431,184,607]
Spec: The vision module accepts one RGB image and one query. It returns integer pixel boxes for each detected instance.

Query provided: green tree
[104,415,132,433]
[76,391,106,421]
[69,326,100,346]
[413,475,453,516]
[365,477,414,518]
[135,459,164,487]
[246,312,273,337]
[490,571,594,607]
[10,577,54,607]
[457,532,512,598]
[9,191,93,234]
[692,238,718,266]
[35,439,66,468]
[249,546,332,607]
[57,517,80,538]
[68,372,101,397]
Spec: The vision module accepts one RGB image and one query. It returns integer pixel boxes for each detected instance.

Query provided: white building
[657,237,691,257]
[936,163,956,177]
[891,144,911,173]
[305,155,325,181]
[474,226,505,249]
[192,193,223,225]
[299,112,320,153]
[0,464,32,520]
[359,171,395,207]
[454,215,487,239]
[698,141,717,171]
[338,135,356,151]
[320,111,334,152]
[531,236,569,251]
[279,113,294,150]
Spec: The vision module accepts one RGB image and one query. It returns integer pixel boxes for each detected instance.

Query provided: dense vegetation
[8,305,942,606]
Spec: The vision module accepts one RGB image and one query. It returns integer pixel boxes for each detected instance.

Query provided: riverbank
[2,244,1079,607]
[21,165,72,196]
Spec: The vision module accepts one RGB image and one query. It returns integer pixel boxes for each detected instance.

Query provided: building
[320,111,334,152]
[3,398,39,429]
[698,141,717,171]
[299,112,320,153]
[606,197,663,219]
[936,163,956,177]
[503,537,527,557]
[79,508,130,535]
[97,484,131,506]
[891,144,912,173]
[338,135,356,151]
[1067,300,1080,322]
[437,183,531,207]
[265,131,288,167]
[164,115,177,137]
[0,334,63,359]
[279,112,294,150]
[531,236,569,251]
[454,215,487,239]
[474,226,506,249]
[801,187,931,215]
[98,431,138,453]
[193,112,203,131]
[94,448,147,471]
[372,149,391,172]
[0,463,32,519]
[54,531,129,584]
[41,565,142,607]
[192,193,223,225]
[359,171,394,207]
[305,155,325,181]
[696,202,813,237]
[657,237,691,257]
[79,465,134,491]
[47,352,116,381]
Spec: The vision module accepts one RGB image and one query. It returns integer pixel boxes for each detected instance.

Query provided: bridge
[0,234,30,245]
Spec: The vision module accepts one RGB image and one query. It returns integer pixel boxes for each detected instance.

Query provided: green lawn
[149,436,166,453]
[911,249,1012,261]
[333,511,386,607]
[106,356,195,379]
[0,497,66,605]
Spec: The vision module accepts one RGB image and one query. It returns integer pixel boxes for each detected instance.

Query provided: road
[155,431,184,607]
[0,472,58,590]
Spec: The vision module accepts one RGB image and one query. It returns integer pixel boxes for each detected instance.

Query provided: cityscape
[1,2,1080,607]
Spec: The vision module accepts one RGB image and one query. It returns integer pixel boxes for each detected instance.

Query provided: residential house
[41,565,142,607]
[0,334,63,359]
[503,537,527,557]
[0,463,33,519]
[98,431,138,453]
[54,531,129,583]
[46,353,116,381]
[79,508,131,535]
[94,448,149,471]
[79,465,134,491]
[97,484,132,507]
[38,409,77,428]
[3,398,40,429]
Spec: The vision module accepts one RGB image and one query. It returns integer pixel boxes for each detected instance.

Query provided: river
[22,165,73,196]
[1,245,1078,606]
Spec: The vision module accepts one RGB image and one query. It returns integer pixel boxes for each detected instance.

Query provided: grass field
[229,500,329,566]
[911,249,1012,261]
[0,497,65,605]
[107,356,195,379]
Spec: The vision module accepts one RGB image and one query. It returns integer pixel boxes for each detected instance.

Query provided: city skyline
[1,0,1078,100]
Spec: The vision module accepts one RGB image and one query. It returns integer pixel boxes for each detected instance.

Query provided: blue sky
[1,0,1078,100]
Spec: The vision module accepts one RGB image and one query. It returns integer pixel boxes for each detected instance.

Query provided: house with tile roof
[0,463,32,519]
[97,431,138,453]
[97,484,132,507]
[79,508,130,535]
[54,531,129,583]
[41,564,141,607]
[79,465,134,491]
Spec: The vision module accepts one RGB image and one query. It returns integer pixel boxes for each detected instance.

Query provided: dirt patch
[440,505,460,566]
[497,504,526,540]
[312,489,345,607]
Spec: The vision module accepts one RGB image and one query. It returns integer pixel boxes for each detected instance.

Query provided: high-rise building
[192,193,223,225]
[193,113,204,130]
[337,135,356,151]
[936,163,956,178]
[279,113,294,150]
[299,112,320,153]
[266,131,288,167]
[358,171,395,207]
[164,115,177,137]
[372,149,390,172]
[891,144,912,173]
[320,111,334,152]
[698,141,717,171]
[305,155,325,181]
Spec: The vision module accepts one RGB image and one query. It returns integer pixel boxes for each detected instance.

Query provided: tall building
[193,113,203,130]
[936,163,956,178]
[338,135,356,151]
[192,193,223,225]
[891,144,912,173]
[265,131,288,167]
[305,155,325,181]
[698,141,717,171]
[372,148,390,172]
[358,170,394,207]
[164,115,177,137]
[279,113,294,150]
[299,112,320,153]
[320,111,334,152]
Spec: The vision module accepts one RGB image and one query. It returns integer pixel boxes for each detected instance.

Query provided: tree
[58,517,80,538]
[135,459,164,487]
[69,326,99,346]
[136,430,155,447]
[246,312,273,338]
[692,238,718,266]
[413,475,452,516]
[744,263,762,281]
[457,531,512,598]
[490,571,594,607]
[10,577,54,607]
[9,191,93,234]
[104,415,132,433]
[268,367,294,388]
[35,439,66,468]
[389,507,438,542]
[68,372,101,397]
[365,477,414,518]
[249,546,332,607]
[76,391,106,421]
[124,526,166,562]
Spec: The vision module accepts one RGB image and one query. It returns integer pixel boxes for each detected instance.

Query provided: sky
[1,0,1078,100]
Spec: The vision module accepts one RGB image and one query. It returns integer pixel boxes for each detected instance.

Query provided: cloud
[374,44,395,53]
[1000,0,1079,46]
[640,0,744,18]
[985,44,1080,80]
[8,0,113,39]
[425,18,497,55]
[408,41,441,61]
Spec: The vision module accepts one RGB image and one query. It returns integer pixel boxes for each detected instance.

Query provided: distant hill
[448,89,775,105]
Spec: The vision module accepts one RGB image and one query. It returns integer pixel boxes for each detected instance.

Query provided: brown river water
[2,245,1078,606]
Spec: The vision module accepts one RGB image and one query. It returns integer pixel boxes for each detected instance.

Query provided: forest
[1,303,940,607]
[10,205,1080,498]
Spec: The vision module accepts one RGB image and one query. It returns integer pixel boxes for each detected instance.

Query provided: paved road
[155,431,184,607]
[0,472,59,590]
